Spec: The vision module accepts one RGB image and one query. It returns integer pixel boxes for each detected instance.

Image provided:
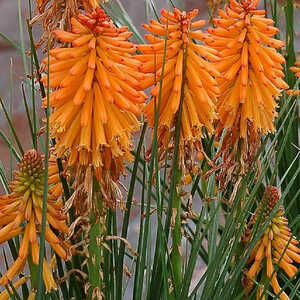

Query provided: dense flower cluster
[206,0,288,186]
[0,150,70,290]
[138,8,219,180]
[243,186,300,299]
[42,8,145,201]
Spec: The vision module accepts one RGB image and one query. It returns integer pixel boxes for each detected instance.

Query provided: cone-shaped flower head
[138,8,220,179]
[206,0,288,186]
[243,186,300,300]
[42,8,145,186]
[0,150,70,290]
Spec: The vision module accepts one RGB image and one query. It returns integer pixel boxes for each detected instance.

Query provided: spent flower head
[32,0,107,50]
[207,0,229,18]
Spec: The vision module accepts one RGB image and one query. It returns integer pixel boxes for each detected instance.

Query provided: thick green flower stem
[170,169,183,297]
[28,254,38,290]
[88,212,102,300]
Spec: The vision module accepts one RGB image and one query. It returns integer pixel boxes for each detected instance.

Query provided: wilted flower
[41,9,145,207]
[0,150,70,290]
[35,0,101,12]
[207,0,229,18]
[243,186,300,299]
[206,0,288,187]
[138,8,219,180]
[32,0,108,49]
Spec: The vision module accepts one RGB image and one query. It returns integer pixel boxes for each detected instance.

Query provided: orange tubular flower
[206,0,288,186]
[138,8,219,180]
[0,277,28,300]
[290,60,300,78]
[0,150,70,290]
[41,9,144,201]
[48,154,69,199]
[243,186,300,300]
[287,58,300,96]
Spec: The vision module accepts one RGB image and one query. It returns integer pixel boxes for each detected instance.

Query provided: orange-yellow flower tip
[43,259,57,292]
[0,257,26,286]
[43,9,142,184]
[243,186,299,299]
[27,290,37,300]
[290,65,300,78]
[0,150,70,286]
[138,8,219,179]
[0,276,28,300]
[286,89,300,97]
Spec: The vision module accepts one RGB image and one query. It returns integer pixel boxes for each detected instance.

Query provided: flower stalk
[170,169,183,296]
[88,212,102,300]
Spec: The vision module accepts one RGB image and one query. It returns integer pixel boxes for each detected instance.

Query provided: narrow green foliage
[0,96,24,156]
[169,170,183,296]
[36,43,51,300]
[116,123,147,297]
[21,83,35,148]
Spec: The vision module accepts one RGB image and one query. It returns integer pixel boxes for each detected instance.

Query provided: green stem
[116,123,147,297]
[36,41,51,300]
[28,255,38,290]
[284,0,296,86]
[88,212,101,300]
[170,169,182,297]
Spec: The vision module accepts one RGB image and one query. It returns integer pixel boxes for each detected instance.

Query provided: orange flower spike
[243,186,300,300]
[138,8,219,180]
[43,8,142,187]
[0,150,70,288]
[206,0,288,186]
